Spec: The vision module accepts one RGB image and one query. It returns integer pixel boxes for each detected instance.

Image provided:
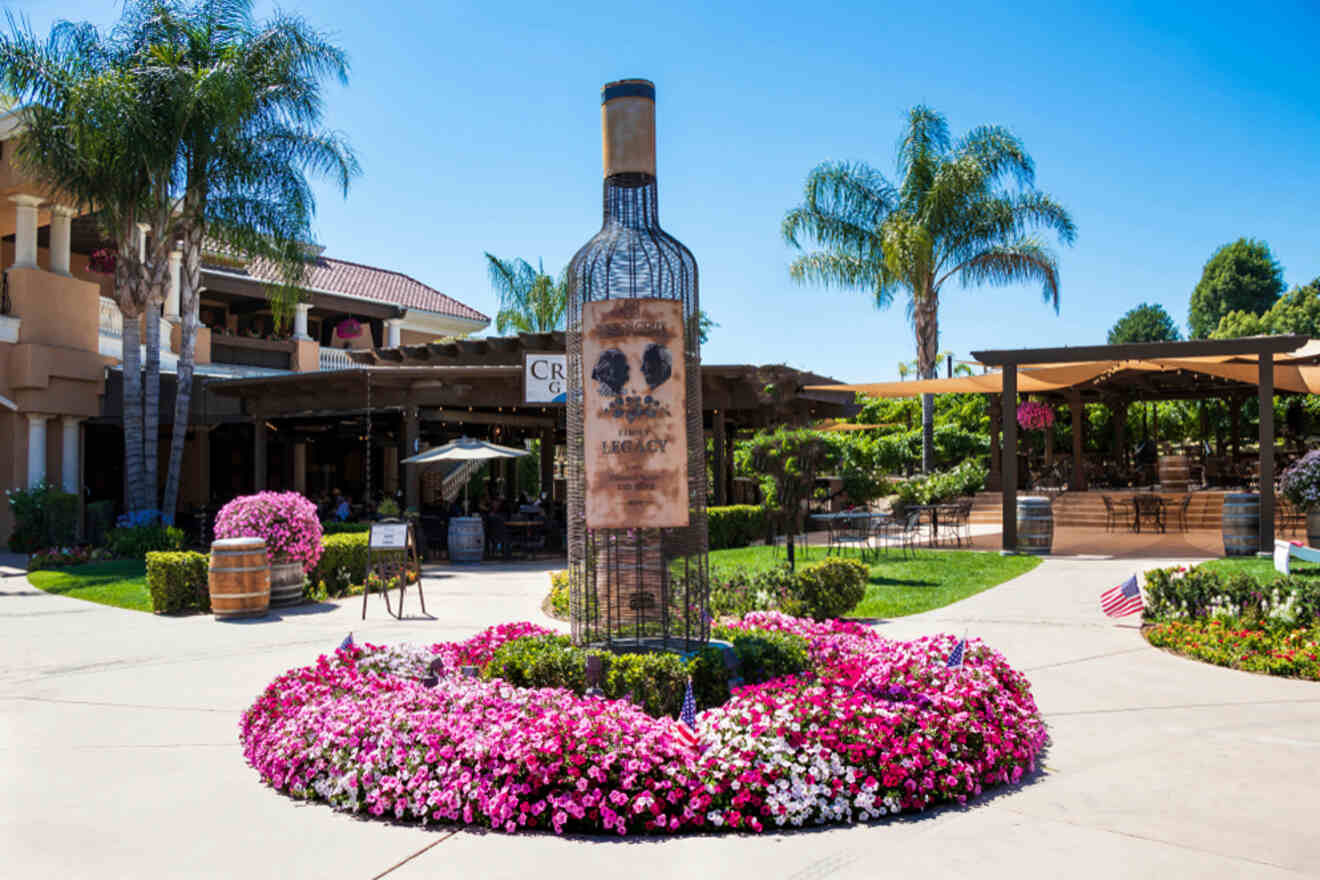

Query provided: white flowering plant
[1281,450,1320,513]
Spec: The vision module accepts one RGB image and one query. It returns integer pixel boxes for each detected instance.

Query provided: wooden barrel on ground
[1158,454,1190,492]
[1016,496,1053,555]
[209,537,270,618]
[448,516,484,563]
[1222,493,1260,556]
[269,560,305,607]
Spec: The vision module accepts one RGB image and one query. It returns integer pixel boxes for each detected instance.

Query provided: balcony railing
[319,346,363,371]
[99,297,122,338]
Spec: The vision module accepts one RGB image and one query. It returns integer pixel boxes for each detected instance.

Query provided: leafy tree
[1187,238,1285,338]
[1209,279,1320,339]
[741,428,829,570]
[485,254,567,334]
[1107,302,1181,344]
[1209,310,1267,339]
[783,106,1075,472]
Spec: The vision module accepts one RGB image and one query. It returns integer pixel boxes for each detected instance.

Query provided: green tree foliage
[1211,278,1320,339]
[484,254,567,334]
[741,428,829,570]
[1107,302,1181,344]
[1187,238,1285,338]
[783,106,1075,472]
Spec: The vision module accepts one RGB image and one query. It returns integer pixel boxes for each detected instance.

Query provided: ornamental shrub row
[1143,566,1320,627]
[107,524,186,559]
[312,533,370,596]
[482,628,809,717]
[709,557,869,621]
[145,551,211,613]
[707,505,766,550]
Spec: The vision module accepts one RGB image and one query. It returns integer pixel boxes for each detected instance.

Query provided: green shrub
[106,525,185,559]
[707,505,767,550]
[312,532,369,596]
[548,570,569,618]
[321,521,370,535]
[1144,565,1319,625]
[709,565,796,618]
[893,459,987,511]
[86,500,115,546]
[714,626,809,683]
[145,551,211,613]
[5,482,80,552]
[792,557,868,620]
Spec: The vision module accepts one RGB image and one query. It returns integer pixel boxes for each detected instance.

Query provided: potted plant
[214,491,323,607]
[1281,450,1320,546]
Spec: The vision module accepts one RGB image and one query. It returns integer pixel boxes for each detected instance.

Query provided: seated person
[333,491,351,522]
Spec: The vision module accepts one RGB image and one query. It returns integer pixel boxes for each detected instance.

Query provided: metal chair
[892,510,924,559]
[1101,495,1132,533]
[1168,495,1192,532]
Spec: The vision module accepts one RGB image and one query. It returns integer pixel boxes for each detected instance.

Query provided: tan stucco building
[0,113,489,540]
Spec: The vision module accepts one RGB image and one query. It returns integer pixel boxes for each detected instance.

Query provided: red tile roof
[207,254,489,324]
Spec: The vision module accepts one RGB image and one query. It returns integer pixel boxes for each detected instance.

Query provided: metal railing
[318,346,363,371]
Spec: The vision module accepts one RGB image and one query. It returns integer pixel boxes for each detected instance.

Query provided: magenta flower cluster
[1016,400,1055,431]
[214,491,324,572]
[240,614,1047,835]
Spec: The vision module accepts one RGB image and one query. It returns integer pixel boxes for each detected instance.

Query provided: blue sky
[13,0,1320,382]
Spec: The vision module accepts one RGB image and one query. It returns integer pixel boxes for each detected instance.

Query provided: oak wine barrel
[209,537,270,618]
[1158,454,1190,492]
[1222,493,1259,557]
[269,559,305,607]
[1016,496,1054,555]
[448,516,485,563]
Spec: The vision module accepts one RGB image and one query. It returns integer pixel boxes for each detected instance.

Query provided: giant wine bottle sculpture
[566,79,708,650]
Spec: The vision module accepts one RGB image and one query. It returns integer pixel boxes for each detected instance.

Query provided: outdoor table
[505,520,542,558]
[1130,494,1165,533]
[909,504,945,546]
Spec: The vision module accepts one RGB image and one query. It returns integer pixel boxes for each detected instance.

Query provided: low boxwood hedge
[707,505,767,550]
[145,551,210,614]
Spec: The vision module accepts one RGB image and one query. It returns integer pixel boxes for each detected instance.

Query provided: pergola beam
[973,335,1307,365]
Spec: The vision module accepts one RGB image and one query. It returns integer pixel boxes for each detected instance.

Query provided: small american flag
[338,632,354,652]
[946,637,965,669]
[670,679,699,748]
[1101,575,1144,618]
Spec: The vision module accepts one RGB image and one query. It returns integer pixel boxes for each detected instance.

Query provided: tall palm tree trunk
[144,304,161,512]
[120,308,145,513]
[163,223,203,521]
[914,289,940,472]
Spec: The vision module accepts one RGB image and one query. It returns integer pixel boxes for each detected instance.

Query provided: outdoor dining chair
[1168,495,1192,532]
[1101,495,1133,533]
[891,510,924,559]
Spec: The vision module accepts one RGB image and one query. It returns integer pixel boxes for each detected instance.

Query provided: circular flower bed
[241,612,1047,835]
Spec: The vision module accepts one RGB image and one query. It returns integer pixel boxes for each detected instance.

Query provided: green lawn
[27,560,151,612]
[708,545,1042,619]
[1197,556,1320,583]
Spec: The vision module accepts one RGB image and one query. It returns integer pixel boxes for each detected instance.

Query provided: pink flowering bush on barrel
[240,612,1047,835]
[214,491,323,572]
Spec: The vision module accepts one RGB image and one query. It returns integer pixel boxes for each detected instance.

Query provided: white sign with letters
[524,353,568,405]
[369,522,409,549]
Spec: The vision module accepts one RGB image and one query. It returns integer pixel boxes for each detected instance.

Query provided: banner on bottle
[582,298,689,528]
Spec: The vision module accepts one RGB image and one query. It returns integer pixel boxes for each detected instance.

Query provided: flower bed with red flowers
[1145,619,1320,679]
[240,612,1047,835]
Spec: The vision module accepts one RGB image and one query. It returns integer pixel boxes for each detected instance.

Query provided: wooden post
[725,428,736,505]
[1001,365,1018,552]
[1112,398,1126,468]
[253,409,267,492]
[540,427,555,498]
[1043,398,1054,470]
[712,410,727,506]
[1259,354,1275,552]
[1069,389,1086,491]
[403,405,419,512]
[987,393,1002,491]
[1230,395,1242,465]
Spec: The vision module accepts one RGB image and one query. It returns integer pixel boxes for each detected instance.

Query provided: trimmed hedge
[548,570,569,618]
[791,557,869,620]
[321,521,371,535]
[708,505,766,550]
[483,628,809,717]
[107,525,185,559]
[312,532,369,596]
[145,551,211,614]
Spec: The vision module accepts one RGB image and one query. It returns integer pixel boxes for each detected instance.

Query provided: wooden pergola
[208,331,858,510]
[811,335,1318,554]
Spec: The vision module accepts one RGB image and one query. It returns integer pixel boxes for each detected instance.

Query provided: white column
[165,248,182,320]
[10,195,43,270]
[26,413,50,488]
[385,317,404,348]
[293,442,307,494]
[61,416,81,493]
[49,205,76,276]
[135,223,150,261]
[293,303,312,341]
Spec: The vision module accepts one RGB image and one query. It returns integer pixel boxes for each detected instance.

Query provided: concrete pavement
[2,550,1319,879]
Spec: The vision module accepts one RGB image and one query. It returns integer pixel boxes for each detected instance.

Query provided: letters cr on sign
[582,298,689,528]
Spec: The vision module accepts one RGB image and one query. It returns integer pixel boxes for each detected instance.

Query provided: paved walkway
[2,551,1318,879]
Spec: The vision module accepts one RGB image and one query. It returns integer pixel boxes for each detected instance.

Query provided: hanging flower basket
[88,248,116,275]
[335,318,362,340]
[1016,401,1055,432]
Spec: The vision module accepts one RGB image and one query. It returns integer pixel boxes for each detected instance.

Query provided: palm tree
[783,106,1076,471]
[126,0,358,520]
[0,17,180,512]
[484,254,567,334]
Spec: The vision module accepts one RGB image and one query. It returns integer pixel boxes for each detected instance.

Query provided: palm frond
[896,105,950,209]
[955,125,1034,187]
[953,240,1061,312]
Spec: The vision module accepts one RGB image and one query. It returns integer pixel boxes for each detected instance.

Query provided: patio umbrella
[401,436,531,510]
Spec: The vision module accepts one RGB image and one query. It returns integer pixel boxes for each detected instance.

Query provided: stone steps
[969,490,1232,530]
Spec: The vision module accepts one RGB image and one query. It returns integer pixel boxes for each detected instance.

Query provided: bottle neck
[602,172,659,228]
